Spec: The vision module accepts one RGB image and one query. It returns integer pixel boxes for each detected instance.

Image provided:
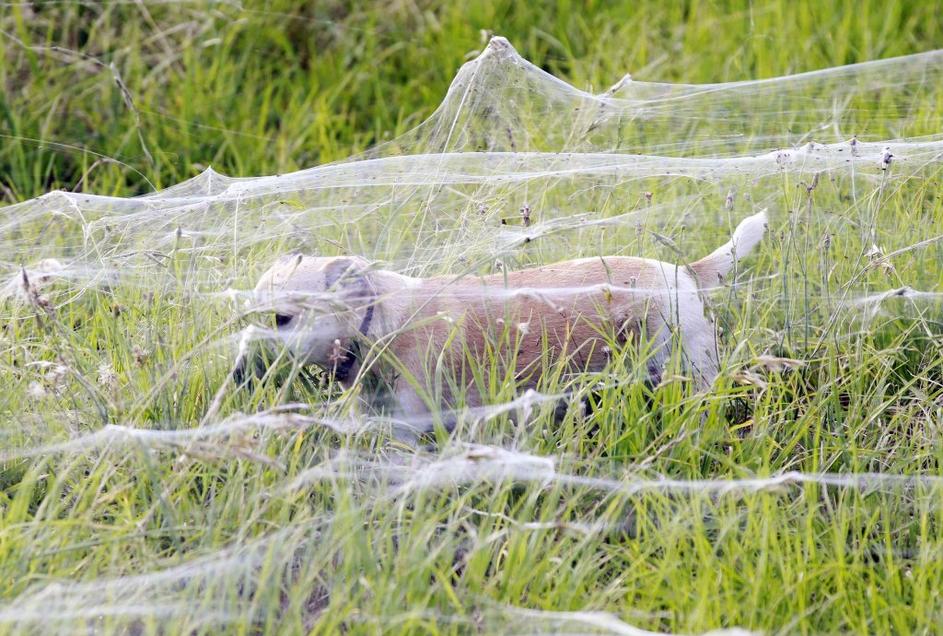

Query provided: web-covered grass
[3,2,943,635]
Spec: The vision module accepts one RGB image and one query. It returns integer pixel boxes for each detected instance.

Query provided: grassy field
[3,1,943,634]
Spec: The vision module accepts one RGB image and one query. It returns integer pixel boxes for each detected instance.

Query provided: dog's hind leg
[682,321,720,391]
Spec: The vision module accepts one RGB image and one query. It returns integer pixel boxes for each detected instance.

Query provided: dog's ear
[275,252,304,267]
[324,257,372,292]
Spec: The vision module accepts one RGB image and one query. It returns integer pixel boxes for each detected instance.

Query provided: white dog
[235,211,767,421]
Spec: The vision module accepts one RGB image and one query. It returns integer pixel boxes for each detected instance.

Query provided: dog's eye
[274,313,293,327]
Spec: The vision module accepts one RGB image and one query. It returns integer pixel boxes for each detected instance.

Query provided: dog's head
[234,254,375,384]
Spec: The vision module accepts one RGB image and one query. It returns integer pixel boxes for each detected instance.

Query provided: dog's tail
[688,210,768,289]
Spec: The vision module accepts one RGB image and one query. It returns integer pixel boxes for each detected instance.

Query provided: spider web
[2,36,943,633]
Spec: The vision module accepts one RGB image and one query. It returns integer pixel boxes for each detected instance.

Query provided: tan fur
[367,259,661,414]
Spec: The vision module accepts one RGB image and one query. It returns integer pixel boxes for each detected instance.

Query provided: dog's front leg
[389,376,434,438]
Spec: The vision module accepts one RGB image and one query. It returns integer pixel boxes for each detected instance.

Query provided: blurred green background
[2,0,941,202]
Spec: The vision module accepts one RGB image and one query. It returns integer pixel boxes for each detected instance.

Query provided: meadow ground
[2,1,943,634]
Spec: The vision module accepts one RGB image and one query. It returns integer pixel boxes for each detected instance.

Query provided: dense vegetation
[2,2,943,634]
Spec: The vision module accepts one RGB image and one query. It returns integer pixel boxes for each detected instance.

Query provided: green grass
[3,1,943,634]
